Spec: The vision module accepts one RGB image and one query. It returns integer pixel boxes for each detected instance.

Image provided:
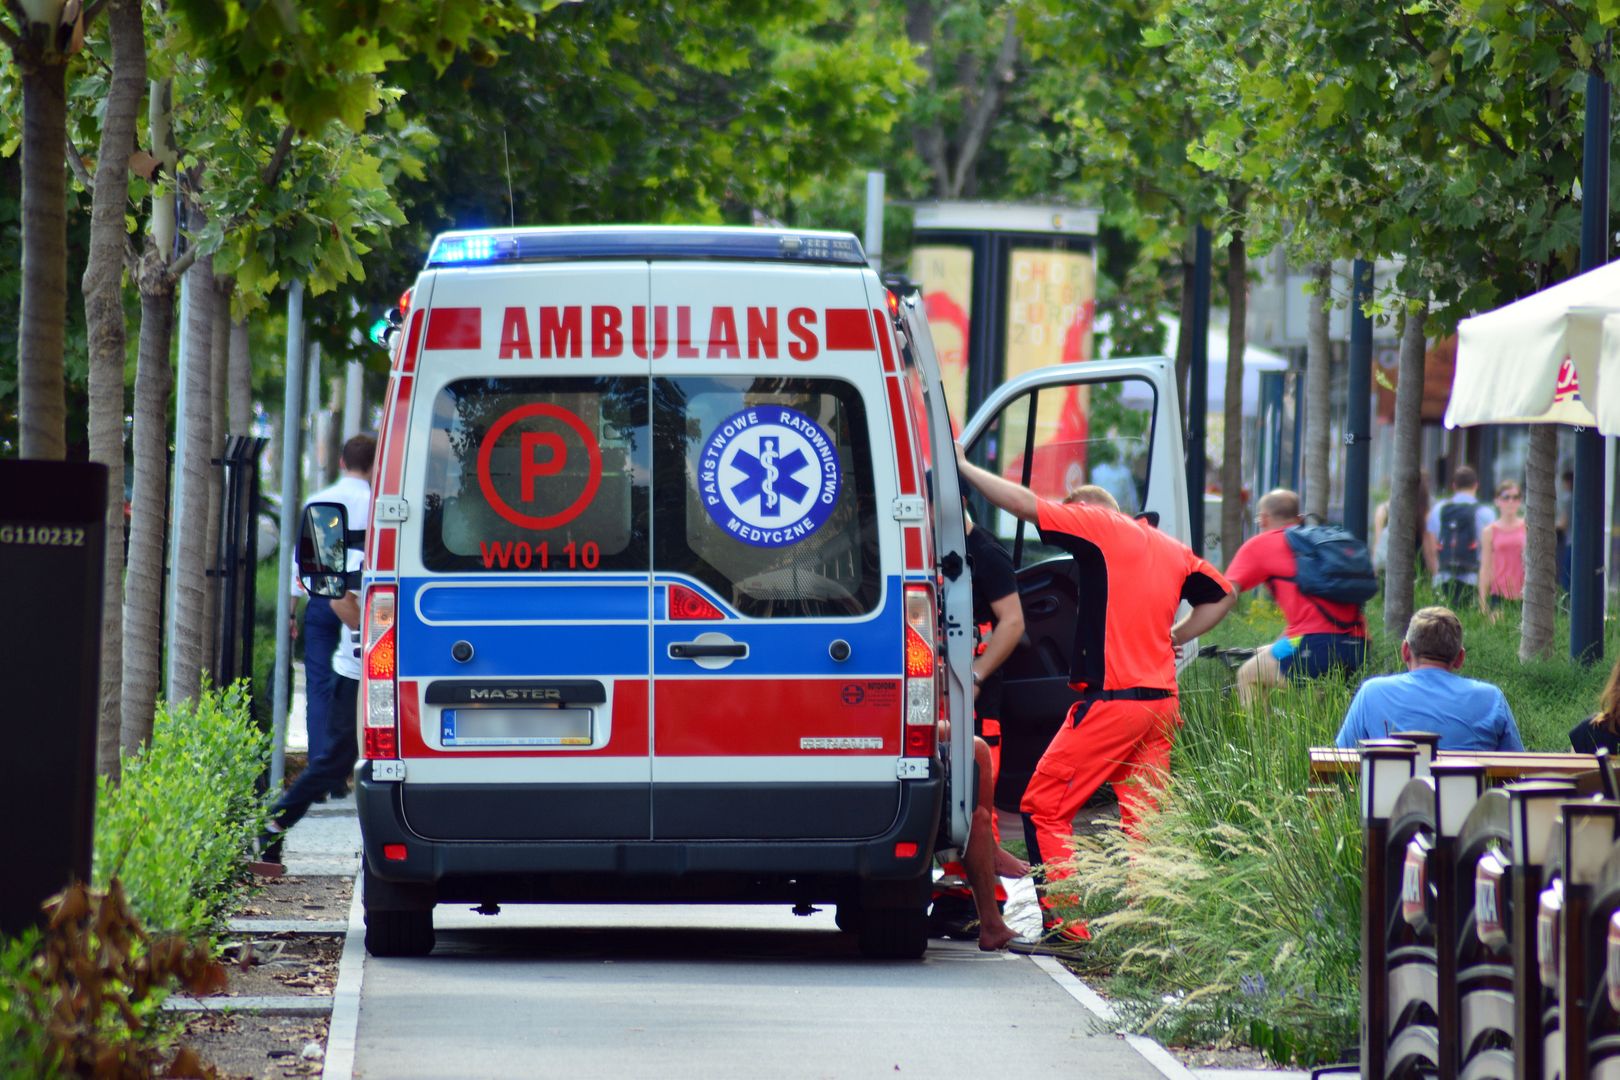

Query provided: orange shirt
[1036,499,1233,692]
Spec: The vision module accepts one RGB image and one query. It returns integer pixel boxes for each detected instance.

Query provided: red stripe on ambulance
[654,679,896,755]
[424,307,482,351]
[373,526,396,572]
[885,378,919,495]
[903,526,924,570]
[399,309,424,374]
[824,308,874,351]
[871,309,896,373]
[380,376,413,496]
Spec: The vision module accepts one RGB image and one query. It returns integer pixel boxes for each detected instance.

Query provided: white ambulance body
[350,226,1185,959]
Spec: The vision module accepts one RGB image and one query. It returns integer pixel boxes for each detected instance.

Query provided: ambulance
[301,226,1187,959]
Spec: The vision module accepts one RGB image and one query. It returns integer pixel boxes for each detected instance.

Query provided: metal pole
[863,171,885,271]
[270,280,306,791]
[1345,259,1374,540]
[1188,225,1211,556]
[1573,66,1610,664]
[163,272,192,692]
[343,361,363,443]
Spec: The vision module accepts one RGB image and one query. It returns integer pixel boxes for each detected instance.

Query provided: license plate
[441,707,593,746]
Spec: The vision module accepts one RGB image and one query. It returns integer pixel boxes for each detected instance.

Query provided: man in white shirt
[1427,465,1496,608]
[295,434,374,792]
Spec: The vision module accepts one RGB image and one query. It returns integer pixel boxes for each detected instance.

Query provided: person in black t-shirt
[932,484,1029,950]
[1571,653,1620,755]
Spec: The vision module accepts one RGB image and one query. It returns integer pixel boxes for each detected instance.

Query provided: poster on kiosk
[909,202,1100,533]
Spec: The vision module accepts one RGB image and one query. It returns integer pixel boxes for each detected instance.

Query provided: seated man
[1334,606,1524,751]
[1224,489,1367,706]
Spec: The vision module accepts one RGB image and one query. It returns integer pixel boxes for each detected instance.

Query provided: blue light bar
[425,227,867,269]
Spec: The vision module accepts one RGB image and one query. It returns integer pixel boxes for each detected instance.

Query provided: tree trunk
[1385,303,1428,639]
[122,255,174,752]
[17,44,69,459]
[1220,227,1248,566]
[82,0,147,778]
[1304,262,1333,521]
[228,317,252,435]
[167,249,219,706]
[202,278,231,668]
[1521,424,1559,661]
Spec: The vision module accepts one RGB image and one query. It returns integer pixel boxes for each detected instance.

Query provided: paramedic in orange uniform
[955,446,1236,949]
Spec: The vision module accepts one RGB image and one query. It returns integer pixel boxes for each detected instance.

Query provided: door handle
[1026,596,1059,617]
[669,642,748,660]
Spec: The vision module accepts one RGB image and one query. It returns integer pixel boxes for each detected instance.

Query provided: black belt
[1078,687,1174,702]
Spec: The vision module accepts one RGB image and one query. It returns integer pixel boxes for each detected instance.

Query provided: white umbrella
[1445,261,1620,431]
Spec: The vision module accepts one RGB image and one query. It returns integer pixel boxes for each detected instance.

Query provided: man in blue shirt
[1335,606,1524,751]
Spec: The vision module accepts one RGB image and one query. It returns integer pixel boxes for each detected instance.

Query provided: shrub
[93,679,269,935]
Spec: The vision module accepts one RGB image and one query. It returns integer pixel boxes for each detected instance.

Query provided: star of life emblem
[699,406,841,547]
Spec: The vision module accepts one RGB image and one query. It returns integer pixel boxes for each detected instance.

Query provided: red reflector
[383,843,408,862]
[367,625,397,680]
[364,727,398,759]
[668,583,724,620]
[904,624,934,678]
[894,842,918,859]
[904,726,934,757]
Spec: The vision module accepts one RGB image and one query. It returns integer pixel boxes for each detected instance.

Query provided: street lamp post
[1573,65,1610,664]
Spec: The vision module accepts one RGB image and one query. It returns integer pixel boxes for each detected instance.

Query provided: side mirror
[298,502,350,599]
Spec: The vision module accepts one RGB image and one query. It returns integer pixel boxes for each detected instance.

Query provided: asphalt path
[352,901,1162,1079]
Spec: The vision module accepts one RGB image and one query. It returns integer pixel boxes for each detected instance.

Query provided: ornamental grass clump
[1054,667,1363,1066]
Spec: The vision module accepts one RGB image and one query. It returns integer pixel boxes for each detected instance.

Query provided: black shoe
[258,830,285,865]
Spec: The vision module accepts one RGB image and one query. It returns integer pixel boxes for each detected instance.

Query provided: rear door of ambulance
[646,264,913,841]
[388,262,655,843]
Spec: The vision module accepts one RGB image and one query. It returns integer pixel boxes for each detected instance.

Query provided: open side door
[890,292,974,849]
[958,357,1186,813]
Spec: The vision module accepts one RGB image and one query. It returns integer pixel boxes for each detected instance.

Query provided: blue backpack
[1283,523,1378,616]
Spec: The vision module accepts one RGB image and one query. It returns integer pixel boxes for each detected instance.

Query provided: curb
[320,870,366,1080]
[1025,954,1201,1080]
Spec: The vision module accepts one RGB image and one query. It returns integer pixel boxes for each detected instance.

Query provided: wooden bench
[1309,747,1603,782]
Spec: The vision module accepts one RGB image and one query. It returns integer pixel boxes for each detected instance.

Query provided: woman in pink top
[1479,478,1526,613]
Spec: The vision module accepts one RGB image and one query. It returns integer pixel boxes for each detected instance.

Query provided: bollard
[1430,763,1487,1079]
[1389,774,1441,1076]
[1560,800,1620,1080]
[1508,781,1580,1080]
[1394,731,1442,777]
[1587,841,1620,1076]
[1457,788,1515,1078]
[1360,739,1421,1079]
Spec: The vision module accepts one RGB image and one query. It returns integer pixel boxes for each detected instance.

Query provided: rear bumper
[355,762,942,904]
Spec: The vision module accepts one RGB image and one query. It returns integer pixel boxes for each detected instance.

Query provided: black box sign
[0,460,107,937]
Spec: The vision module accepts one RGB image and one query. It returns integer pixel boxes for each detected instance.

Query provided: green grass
[1048,582,1620,1066]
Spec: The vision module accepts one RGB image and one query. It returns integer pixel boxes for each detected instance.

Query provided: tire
[364,904,435,957]
[857,904,929,959]
[835,904,863,934]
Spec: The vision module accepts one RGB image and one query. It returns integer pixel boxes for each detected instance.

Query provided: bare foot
[978,921,1019,951]
[994,847,1030,878]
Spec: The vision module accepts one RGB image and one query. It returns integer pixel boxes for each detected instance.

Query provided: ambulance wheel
[856,904,928,959]
[834,904,862,934]
[365,905,435,957]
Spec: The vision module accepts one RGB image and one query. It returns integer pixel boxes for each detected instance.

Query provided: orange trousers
[1019,695,1180,882]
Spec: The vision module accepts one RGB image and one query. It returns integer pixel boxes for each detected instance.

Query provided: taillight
[398,288,413,316]
[903,584,937,758]
[669,583,724,620]
[362,586,399,760]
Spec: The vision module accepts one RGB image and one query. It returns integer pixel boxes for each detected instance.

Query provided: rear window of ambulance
[653,376,880,618]
[420,377,649,573]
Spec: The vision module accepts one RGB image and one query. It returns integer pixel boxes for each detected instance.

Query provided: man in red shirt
[955,448,1236,951]
[1224,489,1368,706]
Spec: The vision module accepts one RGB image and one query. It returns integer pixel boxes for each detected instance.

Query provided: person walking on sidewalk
[955,447,1236,953]
[293,434,374,798]
[262,556,363,865]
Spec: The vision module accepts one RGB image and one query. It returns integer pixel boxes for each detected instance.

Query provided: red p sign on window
[521,432,566,501]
